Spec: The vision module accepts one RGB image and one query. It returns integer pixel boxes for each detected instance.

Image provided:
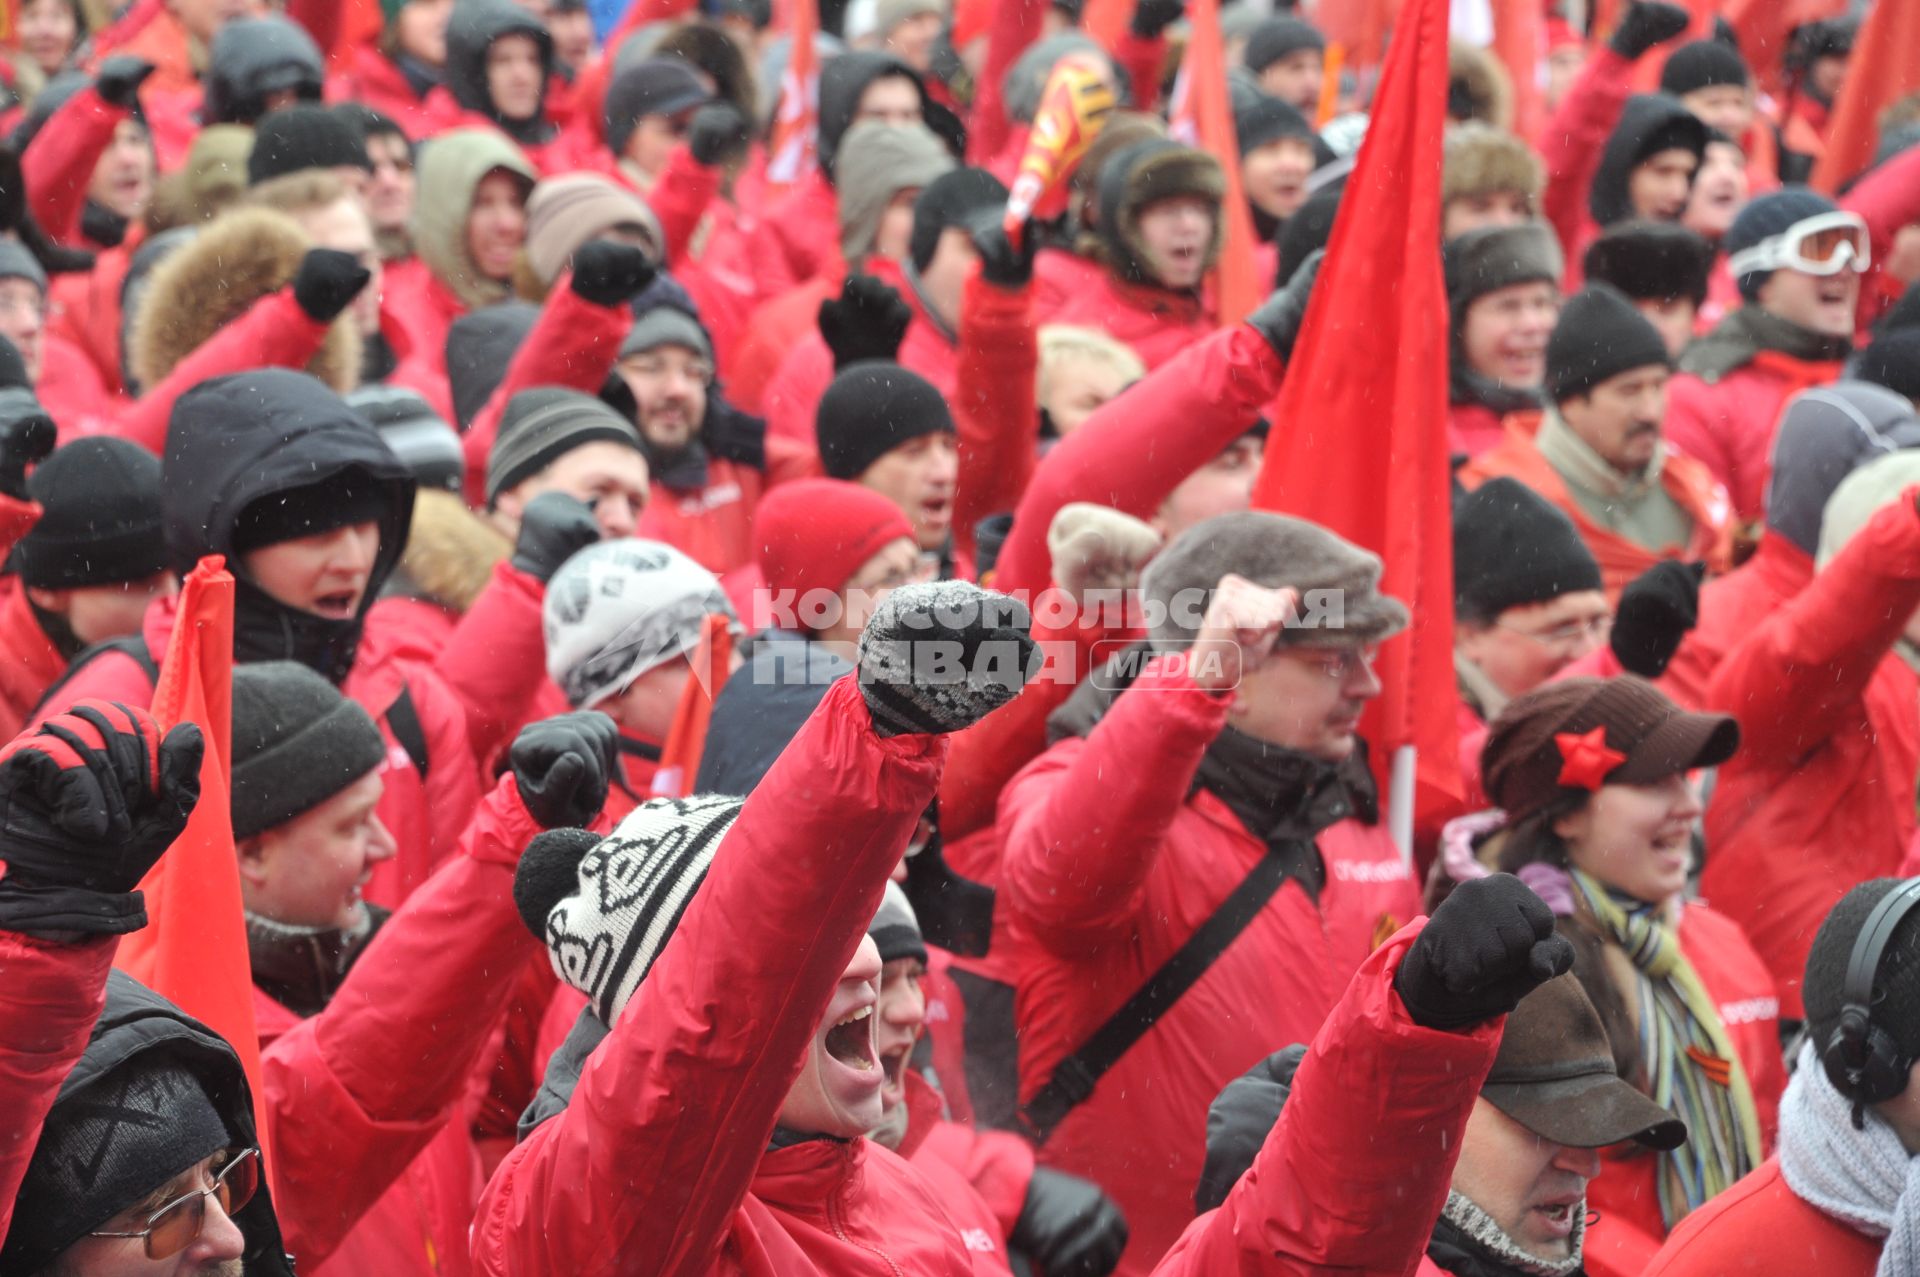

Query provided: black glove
[509,711,619,829]
[1245,247,1324,361]
[970,216,1037,289]
[1011,1168,1129,1277]
[95,56,155,109]
[510,491,601,583]
[0,702,202,936]
[292,247,372,323]
[1611,559,1705,679]
[1393,873,1574,1030]
[687,101,751,168]
[0,391,55,501]
[1609,1,1690,58]
[1130,0,1185,37]
[819,274,913,371]
[1196,1045,1307,1214]
[856,581,1038,737]
[570,238,657,307]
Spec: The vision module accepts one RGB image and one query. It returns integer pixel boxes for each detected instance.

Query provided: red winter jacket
[0,579,65,742]
[1037,269,1216,369]
[1152,922,1502,1277]
[22,83,130,249]
[1540,47,1635,280]
[1661,533,1814,710]
[747,169,840,303]
[1642,1157,1880,1276]
[899,1071,1023,1273]
[324,45,466,140]
[950,271,1040,567]
[1703,490,1920,1016]
[382,258,469,421]
[470,676,992,1276]
[997,653,1421,1276]
[1665,352,1847,526]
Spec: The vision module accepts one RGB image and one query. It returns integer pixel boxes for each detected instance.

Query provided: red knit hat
[755,479,915,606]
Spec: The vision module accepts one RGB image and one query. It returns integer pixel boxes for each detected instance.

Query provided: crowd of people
[0,0,1918,1272]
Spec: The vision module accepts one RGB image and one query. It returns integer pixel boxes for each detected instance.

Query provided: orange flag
[1246,0,1460,840]
[649,615,736,799]
[112,556,271,1162]
[1810,0,1920,192]
[1168,0,1262,325]
[765,0,821,195]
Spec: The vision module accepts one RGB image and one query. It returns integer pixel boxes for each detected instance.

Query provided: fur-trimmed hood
[128,205,360,396]
[390,487,510,613]
[1091,138,1225,289]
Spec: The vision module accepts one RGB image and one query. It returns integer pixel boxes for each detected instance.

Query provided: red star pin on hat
[1555,726,1626,791]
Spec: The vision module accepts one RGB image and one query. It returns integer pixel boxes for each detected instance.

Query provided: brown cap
[1483,974,1689,1150]
[1481,675,1738,824]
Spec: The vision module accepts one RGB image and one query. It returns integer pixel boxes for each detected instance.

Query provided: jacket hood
[203,16,324,125]
[446,300,540,429]
[1094,138,1225,289]
[411,129,538,310]
[25,971,294,1275]
[694,632,851,796]
[817,51,926,181]
[129,206,361,397]
[1589,94,1707,228]
[444,0,555,141]
[391,487,510,613]
[1764,380,1920,553]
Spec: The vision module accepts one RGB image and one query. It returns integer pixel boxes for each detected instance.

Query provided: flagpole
[1390,744,1416,865]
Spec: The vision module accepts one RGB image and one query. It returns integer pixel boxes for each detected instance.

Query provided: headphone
[1821,877,1920,1126]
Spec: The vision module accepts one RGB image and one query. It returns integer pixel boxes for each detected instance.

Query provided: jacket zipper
[826,1146,905,1277]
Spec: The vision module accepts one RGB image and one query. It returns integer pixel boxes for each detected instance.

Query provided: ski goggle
[1727,211,1870,278]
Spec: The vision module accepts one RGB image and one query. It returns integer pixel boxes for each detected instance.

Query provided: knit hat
[1854,327,1920,405]
[1804,878,1920,1075]
[523,175,664,287]
[619,303,714,364]
[230,465,396,555]
[16,438,166,589]
[1659,39,1751,96]
[755,477,916,607]
[0,236,48,294]
[1140,511,1410,652]
[246,104,373,186]
[835,121,954,263]
[1481,675,1739,823]
[1234,95,1332,163]
[1442,122,1543,209]
[1003,33,1105,125]
[230,661,387,840]
[870,879,926,964]
[816,362,955,480]
[517,794,743,1024]
[1244,16,1325,72]
[543,538,739,709]
[1582,220,1715,307]
[1546,284,1672,403]
[1453,478,1603,622]
[604,58,710,156]
[446,302,539,431]
[1444,221,1563,321]
[3,1051,233,1274]
[485,387,646,507]
[909,167,1009,274]
[1724,187,1839,301]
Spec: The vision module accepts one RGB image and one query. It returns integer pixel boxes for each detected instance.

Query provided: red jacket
[1037,269,1216,370]
[950,271,1040,567]
[1703,491,1920,1016]
[1540,47,1635,283]
[383,257,469,422]
[997,653,1421,1276]
[0,579,65,741]
[22,83,130,249]
[1642,1157,1880,1276]
[1661,534,1814,710]
[470,676,988,1276]
[900,1071,1025,1273]
[1666,353,1847,526]
[1153,922,1502,1277]
[324,45,465,140]
[1448,400,1508,462]
[747,168,840,303]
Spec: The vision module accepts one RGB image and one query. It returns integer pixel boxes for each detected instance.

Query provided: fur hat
[1443,122,1542,211]
[1096,139,1226,287]
[1582,219,1715,307]
[1444,221,1563,320]
[1448,40,1513,131]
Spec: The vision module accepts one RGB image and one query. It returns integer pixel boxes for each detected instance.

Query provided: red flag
[1246,0,1460,833]
[112,557,271,1162]
[765,0,820,194]
[1810,0,1920,192]
[966,0,1047,166]
[649,615,736,798]
[1167,0,1261,325]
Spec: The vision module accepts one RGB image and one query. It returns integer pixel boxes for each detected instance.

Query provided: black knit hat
[1234,95,1329,161]
[1855,328,1920,405]
[485,386,645,506]
[869,881,927,965]
[1582,219,1715,307]
[910,167,1008,274]
[1546,284,1671,403]
[247,103,373,186]
[1659,40,1751,96]
[1724,186,1838,300]
[1804,878,1920,1070]
[230,465,397,554]
[16,438,167,589]
[1245,16,1325,72]
[816,362,955,480]
[1454,478,1603,622]
[230,661,388,840]
[603,57,710,155]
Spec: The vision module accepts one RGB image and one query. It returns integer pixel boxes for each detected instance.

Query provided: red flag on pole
[112,556,271,1162]
[1167,0,1262,325]
[649,615,736,798]
[1246,0,1460,844]
[765,0,821,194]
[1809,0,1920,193]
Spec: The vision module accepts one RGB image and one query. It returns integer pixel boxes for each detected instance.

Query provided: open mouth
[824,1005,877,1072]
[1532,1200,1579,1236]
[311,590,360,620]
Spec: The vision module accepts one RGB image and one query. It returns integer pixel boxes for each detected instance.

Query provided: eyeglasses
[1282,642,1380,682]
[1727,210,1871,278]
[1495,615,1612,649]
[89,1147,260,1260]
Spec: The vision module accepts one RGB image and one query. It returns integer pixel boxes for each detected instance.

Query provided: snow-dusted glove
[1047,502,1162,602]
[1393,873,1574,1030]
[1609,1,1690,58]
[570,239,656,307]
[971,216,1038,288]
[1611,559,1704,679]
[1130,0,1185,36]
[1012,1167,1129,1277]
[857,581,1038,736]
[0,394,53,500]
[95,56,155,109]
[293,248,372,322]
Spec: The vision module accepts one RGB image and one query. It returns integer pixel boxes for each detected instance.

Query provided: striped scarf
[1570,870,1764,1227]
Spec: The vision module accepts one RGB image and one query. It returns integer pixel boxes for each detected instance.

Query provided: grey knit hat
[870,880,926,965]
[230,662,388,840]
[543,538,740,709]
[0,236,49,294]
[619,305,714,364]
[485,387,646,507]
[1140,511,1410,652]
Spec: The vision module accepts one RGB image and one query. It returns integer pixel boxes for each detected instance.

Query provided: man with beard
[1463,285,1729,600]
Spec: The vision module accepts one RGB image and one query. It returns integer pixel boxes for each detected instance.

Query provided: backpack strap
[385,683,431,781]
